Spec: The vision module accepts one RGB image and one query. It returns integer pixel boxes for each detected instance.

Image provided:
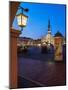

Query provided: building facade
[17,20,65,48]
[17,37,33,47]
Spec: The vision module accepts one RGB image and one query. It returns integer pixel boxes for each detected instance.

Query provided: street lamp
[16,6,28,31]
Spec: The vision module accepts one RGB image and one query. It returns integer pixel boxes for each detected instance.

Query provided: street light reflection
[48,61,55,65]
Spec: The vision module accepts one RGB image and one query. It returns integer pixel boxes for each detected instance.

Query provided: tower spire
[48,19,50,28]
[48,19,51,34]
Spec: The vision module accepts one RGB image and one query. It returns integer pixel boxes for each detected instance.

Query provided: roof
[54,31,63,37]
[18,37,33,41]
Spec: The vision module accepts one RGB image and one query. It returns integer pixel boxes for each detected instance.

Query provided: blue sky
[12,2,66,39]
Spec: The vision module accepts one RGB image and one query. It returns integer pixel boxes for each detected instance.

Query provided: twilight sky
[12,2,66,39]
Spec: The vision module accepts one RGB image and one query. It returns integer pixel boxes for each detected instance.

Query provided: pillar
[10,29,20,89]
[54,37,63,61]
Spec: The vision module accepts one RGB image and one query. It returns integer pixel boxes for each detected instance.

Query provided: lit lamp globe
[16,13,28,29]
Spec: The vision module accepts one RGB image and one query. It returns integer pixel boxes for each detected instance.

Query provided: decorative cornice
[10,28,21,38]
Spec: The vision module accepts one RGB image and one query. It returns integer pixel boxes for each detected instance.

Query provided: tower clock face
[48,30,51,33]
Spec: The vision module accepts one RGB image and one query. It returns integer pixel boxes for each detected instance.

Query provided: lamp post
[16,6,28,32]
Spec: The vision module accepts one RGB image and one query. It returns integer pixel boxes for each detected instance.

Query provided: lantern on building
[16,13,28,27]
[16,6,28,31]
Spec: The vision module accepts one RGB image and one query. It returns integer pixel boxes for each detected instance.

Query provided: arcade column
[10,28,20,89]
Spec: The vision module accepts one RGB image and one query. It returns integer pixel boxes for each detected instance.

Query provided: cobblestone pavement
[18,46,66,87]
